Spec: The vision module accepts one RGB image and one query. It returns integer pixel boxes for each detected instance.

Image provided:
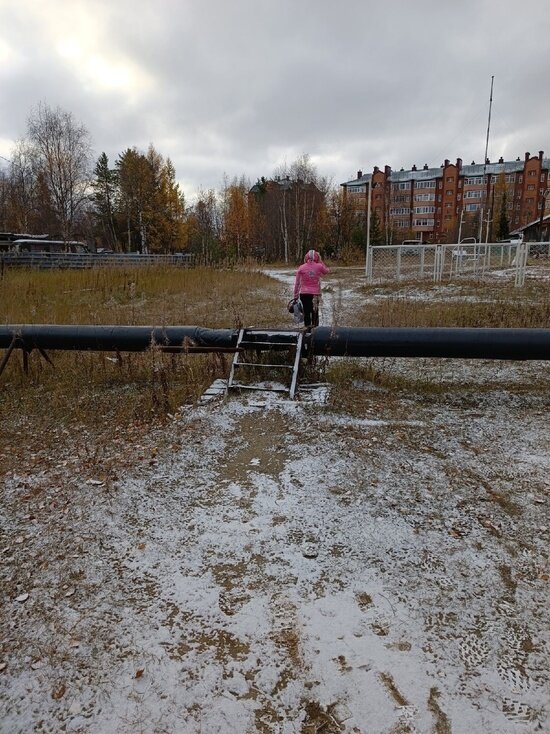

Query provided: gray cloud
[1,0,549,195]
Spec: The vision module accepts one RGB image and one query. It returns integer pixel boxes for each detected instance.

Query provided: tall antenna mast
[483,75,494,172]
[481,75,495,242]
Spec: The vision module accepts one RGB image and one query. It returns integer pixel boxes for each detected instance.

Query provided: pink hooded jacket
[293,250,329,299]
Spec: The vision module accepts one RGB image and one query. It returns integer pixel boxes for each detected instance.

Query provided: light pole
[364,177,372,276]
[538,187,549,243]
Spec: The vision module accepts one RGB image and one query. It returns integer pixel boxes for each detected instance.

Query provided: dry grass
[353,279,550,328]
[0,266,286,477]
[0,265,282,326]
[325,276,550,414]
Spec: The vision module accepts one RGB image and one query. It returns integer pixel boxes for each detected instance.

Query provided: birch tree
[26,103,92,239]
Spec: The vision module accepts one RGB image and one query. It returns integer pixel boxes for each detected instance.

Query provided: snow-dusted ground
[1,270,549,734]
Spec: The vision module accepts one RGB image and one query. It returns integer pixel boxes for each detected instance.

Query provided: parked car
[11,239,89,253]
[528,242,549,258]
[499,234,524,244]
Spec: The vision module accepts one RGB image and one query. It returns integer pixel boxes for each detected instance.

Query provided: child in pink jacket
[293,250,329,328]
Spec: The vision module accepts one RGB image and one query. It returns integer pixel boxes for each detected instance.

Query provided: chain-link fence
[365,242,547,287]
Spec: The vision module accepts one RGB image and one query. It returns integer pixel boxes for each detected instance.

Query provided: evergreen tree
[91,153,118,249]
[496,188,510,241]
[370,209,383,245]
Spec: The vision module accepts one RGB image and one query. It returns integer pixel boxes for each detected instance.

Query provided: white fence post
[514,242,528,287]
[433,245,443,283]
[365,243,373,282]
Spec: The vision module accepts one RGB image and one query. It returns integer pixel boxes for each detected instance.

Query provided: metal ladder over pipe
[226,328,304,399]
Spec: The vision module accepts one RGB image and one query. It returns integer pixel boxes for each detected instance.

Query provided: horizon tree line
[0,103,376,262]
[1,103,508,261]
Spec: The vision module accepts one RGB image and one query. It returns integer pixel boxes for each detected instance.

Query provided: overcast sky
[1,0,549,198]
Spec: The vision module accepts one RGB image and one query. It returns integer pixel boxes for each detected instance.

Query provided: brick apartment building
[341,151,550,243]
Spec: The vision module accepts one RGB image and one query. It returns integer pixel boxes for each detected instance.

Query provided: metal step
[230,383,289,392]
[239,340,299,347]
[234,362,293,369]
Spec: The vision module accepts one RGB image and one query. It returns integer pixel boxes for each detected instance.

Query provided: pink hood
[304,249,320,263]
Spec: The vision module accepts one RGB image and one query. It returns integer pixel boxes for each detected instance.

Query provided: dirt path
[2,371,549,733]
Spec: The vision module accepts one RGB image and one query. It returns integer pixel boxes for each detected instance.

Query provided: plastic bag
[289,299,304,324]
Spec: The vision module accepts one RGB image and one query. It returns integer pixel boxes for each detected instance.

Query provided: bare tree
[0,167,9,231]
[273,154,326,261]
[5,140,40,232]
[26,102,92,239]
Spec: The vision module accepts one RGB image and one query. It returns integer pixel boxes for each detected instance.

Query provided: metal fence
[0,252,195,271]
[365,242,547,287]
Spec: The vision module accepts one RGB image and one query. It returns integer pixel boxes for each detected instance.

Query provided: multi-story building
[342,151,550,243]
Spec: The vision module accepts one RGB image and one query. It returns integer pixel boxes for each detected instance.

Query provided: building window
[465,204,480,212]
[518,175,523,182]
[528,170,537,176]
[445,190,453,196]
[505,174,515,183]
[541,174,546,182]
[393,182,411,190]
[446,177,454,182]
[527,184,535,190]
[390,208,410,215]
[465,176,484,185]
[415,181,436,189]
[414,206,435,214]
[445,202,453,208]
[457,194,462,201]
[348,185,366,193]
[414,193,435,201]
[464,190,482,199]
[413,218,435,226]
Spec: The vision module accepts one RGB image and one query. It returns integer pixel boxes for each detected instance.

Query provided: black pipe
[311,326,550,360]
[1,325,550,360]
[0,325,237,352]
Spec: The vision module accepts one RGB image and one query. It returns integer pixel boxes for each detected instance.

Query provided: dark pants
[300,294,319,328]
